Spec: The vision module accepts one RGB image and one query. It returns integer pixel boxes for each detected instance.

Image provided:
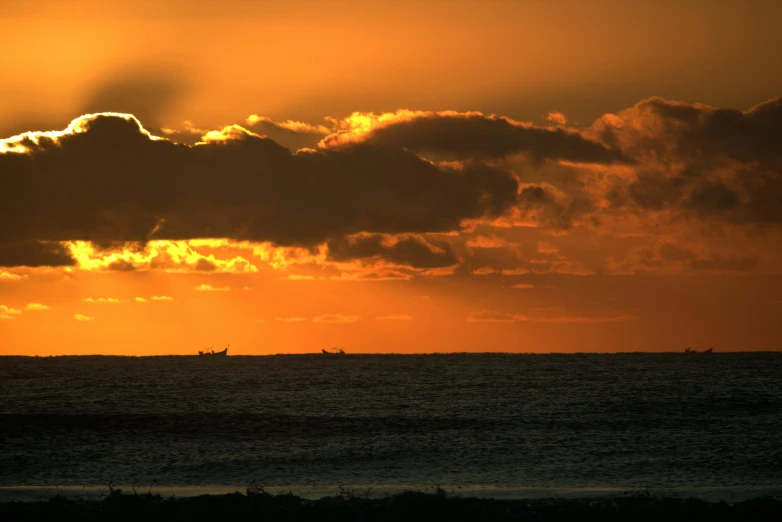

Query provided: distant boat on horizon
[199,346,228,356]
[685,347,714,355]
[322,347,345,355]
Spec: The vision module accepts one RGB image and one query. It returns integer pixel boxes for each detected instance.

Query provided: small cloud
[134,297,147,303]
[242,286,253,290]
[501,268,530,275]
[85,297,121,304]
[74,313,94,322]
[527,314,637,324]
[468,309,637,324]
[465,234,518,249]
[25,303,50,311]
[0,305,23,315]
[285,275,316,281]
[313,314,362,323]
[376,315,413,321]
[420,266,458,277]
[537,241,559,255]
[415,295,431,299]
[472,266,497,275]
[545,111,568,126]
[275,317,307,322]
[511,283,535,289]
[467,310,518,323]
[194,284,230,292]
[0,271,27,281]
[0,314,15,320]
[150,295,173,301]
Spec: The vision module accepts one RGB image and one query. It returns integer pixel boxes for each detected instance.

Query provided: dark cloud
[685,182,740,212]
[327,233,458,269]
[514,185,593,230]
[0,114,519,266]
[194,259,218,272]
[244,117,326,151]
[627,173,688,211]
[593,96,782,227]
[107,260,137,271]
[0,241,75,267]
[358,113,629,164]
[3,94,781,270]
[647,96,782,163]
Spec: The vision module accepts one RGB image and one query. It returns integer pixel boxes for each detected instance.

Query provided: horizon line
[2,350,781,358]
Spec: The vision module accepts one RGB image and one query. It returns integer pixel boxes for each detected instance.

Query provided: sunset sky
[2,0,782,355]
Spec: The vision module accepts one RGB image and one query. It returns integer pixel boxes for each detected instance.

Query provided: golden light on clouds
[198,124,261,143]
[1,305,23,320]
[25,303,50,311]
[0,271,26,280]
[74,313,95,322]
[85,297,121,304]
[194,284,230,292]
[246,115,330,135]
[65,240,259,274]
[0,112,162,154]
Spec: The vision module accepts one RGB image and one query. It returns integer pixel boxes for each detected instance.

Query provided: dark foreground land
[1,488,781,522]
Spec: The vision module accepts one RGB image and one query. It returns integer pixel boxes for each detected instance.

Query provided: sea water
[1,353,780,500]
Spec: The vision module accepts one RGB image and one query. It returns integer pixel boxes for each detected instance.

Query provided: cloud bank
[2,95,781,275]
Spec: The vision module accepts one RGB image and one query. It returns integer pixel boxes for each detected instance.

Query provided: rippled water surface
[1,353,781,496]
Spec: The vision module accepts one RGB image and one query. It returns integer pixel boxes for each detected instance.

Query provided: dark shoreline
[2,489,780,522]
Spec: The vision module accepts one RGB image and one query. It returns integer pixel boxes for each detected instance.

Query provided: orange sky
[2,0,782,355]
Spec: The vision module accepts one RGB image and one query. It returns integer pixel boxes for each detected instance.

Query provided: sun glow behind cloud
[0,112,162,154]
[64,240,260,273]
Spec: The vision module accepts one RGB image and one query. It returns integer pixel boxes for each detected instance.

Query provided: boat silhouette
[684,347,714,355]
[322,347,345,355]
[199,345,228,356]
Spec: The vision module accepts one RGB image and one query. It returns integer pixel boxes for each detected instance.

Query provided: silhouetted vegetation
[1,489,780,521]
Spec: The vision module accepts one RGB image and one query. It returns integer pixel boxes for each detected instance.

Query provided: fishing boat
[199,346,229,356]
[321,347,345,355]
[684,347,714,355]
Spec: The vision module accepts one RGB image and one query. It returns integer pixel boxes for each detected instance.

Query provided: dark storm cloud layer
[0,115,518,266]
[2,94,781,269]
[354,113,630,164]
[595,96,782,226]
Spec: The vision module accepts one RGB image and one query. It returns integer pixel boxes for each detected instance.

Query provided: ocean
[1,353,781,501]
